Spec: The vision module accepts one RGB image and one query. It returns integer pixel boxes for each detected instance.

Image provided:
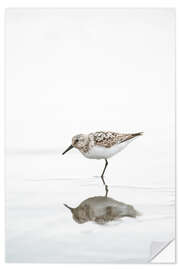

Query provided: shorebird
[62,131,143,179]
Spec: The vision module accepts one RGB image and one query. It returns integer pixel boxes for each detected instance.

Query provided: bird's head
[62,134,88,154]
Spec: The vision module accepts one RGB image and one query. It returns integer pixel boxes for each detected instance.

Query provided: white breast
[81,139,134,160]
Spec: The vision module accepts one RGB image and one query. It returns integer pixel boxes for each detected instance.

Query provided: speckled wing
[93,131,143,148]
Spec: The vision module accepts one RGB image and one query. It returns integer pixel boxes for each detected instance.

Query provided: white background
[0,0,179,269]
[5,9,175,189]
[6,9,175,151]
[5,7,175,263]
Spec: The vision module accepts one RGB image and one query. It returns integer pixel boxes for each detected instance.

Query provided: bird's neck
[79,134,95,153]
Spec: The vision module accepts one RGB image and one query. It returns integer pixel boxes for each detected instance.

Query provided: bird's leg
[101,175,106,185]
[101,159,108,178]
[100,159,108,191]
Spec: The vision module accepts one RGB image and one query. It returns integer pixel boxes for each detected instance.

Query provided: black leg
[100,159,109,193]
[101,175,106,185]
[101,159,108,178]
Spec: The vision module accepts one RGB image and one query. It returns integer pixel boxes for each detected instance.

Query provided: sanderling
[62,131,143,179]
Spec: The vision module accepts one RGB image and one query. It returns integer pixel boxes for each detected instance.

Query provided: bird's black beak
[62,145,74,155]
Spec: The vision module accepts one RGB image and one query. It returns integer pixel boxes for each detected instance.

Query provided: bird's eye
[75,139,79,144]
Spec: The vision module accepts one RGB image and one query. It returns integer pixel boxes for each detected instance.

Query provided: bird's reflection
[64,180,140,225]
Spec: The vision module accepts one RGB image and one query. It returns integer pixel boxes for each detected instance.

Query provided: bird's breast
[80,142,129,160]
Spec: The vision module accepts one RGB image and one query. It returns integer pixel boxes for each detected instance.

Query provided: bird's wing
[93,131,143,148]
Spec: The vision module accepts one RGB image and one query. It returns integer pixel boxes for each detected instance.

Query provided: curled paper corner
[148,239,175,263]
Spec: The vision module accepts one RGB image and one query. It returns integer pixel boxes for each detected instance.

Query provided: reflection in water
[101,176,108,197]
[64,183,140,225]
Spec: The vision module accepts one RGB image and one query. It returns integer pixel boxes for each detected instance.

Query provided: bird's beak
[64,204,74,213]
[62,145,74,155]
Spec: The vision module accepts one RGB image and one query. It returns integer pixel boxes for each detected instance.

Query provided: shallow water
[6,151,175,263]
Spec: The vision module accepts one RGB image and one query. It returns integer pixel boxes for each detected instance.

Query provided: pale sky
[6,9,175,149]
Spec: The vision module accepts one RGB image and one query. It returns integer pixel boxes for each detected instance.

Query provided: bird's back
[82,131,143,159]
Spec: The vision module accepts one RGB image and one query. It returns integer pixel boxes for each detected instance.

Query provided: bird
[62,131,143,179]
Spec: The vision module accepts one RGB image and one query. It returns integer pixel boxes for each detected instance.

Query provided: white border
[0,0,178,269]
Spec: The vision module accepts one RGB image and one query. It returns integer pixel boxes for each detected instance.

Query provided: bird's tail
[121,132,143,143]
[132,132,144,137]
